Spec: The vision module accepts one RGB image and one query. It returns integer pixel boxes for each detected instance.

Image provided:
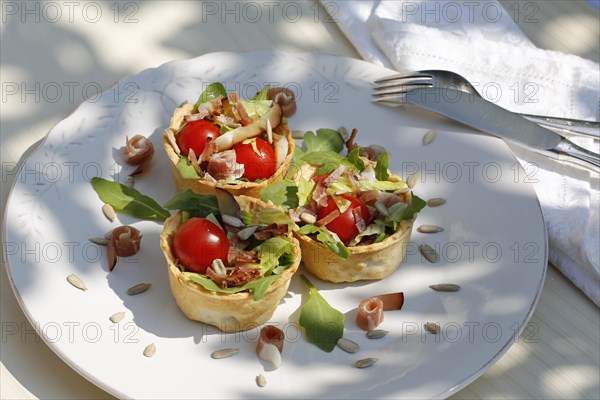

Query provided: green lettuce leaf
[324,177,407,196]
[241,99,272,117]
[375,151,390,181]
[193,82,227,111]
[176,156,201,179]
[254,236,295,275]
[184,273,281,301]
[298,224,350,259]
[253,85,270,100]
[297,177,315,207]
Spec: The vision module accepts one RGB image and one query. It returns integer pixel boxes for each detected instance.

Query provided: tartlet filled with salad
[160,190,300,332]
[163,83,296,198]
[261,128,425,283]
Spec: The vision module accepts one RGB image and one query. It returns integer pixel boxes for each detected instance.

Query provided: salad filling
[163,189,297,300]
[260,127,425,259]
[164,83,296,185]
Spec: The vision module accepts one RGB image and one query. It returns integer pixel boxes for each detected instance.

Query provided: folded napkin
[323,0,600,306]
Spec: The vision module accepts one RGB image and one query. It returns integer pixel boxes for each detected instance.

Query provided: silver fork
[372,70,599,138]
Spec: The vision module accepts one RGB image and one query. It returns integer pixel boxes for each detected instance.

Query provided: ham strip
[206,150,244,180]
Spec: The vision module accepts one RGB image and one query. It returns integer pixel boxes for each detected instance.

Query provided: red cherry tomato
[176,120,220,156]
[233,138,276,181]
[317,194,371,245]
[172,218,229,274]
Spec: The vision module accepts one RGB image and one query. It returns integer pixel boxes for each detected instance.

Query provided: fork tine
[372,82,434,96]
[373,78,434,90]
[374,72,433,84]
[371,94,408,104]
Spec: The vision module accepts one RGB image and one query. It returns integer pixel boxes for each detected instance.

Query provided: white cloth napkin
[323,0,600,306]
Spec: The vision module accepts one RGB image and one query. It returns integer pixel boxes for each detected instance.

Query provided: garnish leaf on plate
[91,177,170,221]
[299,274,345,352]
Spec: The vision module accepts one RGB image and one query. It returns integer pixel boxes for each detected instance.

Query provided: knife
[403,88,600,169]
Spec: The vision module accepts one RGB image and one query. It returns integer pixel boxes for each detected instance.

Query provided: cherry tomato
[176,120,220,156]
[172,218,229,274]
[233,138,275,181]
[317,194,371,245]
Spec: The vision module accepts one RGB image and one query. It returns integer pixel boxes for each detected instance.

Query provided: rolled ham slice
[356,297,384,331]
[256,325,285,368]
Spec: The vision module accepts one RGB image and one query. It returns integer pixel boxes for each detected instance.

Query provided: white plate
[3,51,546,399]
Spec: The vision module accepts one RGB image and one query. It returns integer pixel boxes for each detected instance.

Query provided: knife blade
[403,88,599,168]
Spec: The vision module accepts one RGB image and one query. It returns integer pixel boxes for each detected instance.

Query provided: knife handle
[523,114,599,139]
[552,138,600,169]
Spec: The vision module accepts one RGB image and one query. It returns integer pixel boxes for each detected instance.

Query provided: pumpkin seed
[355,357,378,369]
[66,274,87,291]
[336,338,359,354]
[109,311,126,323]
[424,322,440,334]
[366,329,389,339]
[256,374,267,388]
[422,129,437,145]
[102,203,116,222]
[89,237,109,246]
[429,283,461,292]
[143,343,156,357]
[427,198,446,207]
[417,225,444,234]
[211,348,240,359]
[419,244,439,263]
[127,283,151,296]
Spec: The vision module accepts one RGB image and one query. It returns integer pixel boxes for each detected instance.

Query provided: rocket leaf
[298,275,345,352]
[91,177,170,221]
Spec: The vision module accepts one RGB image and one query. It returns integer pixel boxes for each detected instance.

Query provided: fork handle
[522,114,599,139]
[550,137,600,169]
